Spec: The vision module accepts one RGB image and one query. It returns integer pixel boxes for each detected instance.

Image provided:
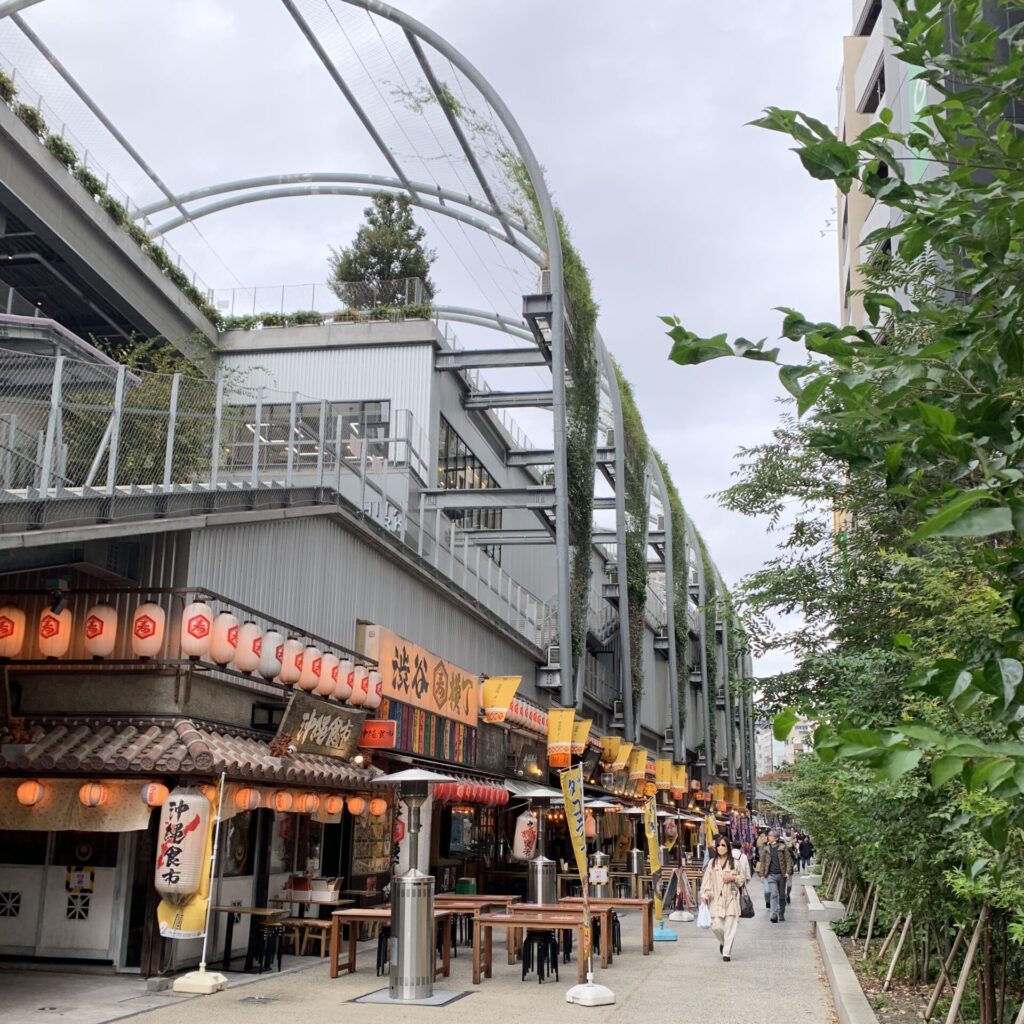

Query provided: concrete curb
[816,924,878,1024]
[806,882,846,923]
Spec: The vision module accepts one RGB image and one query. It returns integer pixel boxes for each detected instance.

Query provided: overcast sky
[3,1,851,675]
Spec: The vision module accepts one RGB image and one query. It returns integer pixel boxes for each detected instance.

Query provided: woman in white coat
[700,836,743,961]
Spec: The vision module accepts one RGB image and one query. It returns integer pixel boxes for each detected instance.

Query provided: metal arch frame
[685,517,714,779]
[0,0,576,707]
[712,566,736,784]
[432,306,535,343]
[648,456,682,763]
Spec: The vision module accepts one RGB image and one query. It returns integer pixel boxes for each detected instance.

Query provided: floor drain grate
[239,996,278,1004]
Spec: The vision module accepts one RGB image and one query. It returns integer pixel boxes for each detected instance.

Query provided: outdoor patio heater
[623,806,646,897]
[515,782,558,904]
[374,767,454,1001]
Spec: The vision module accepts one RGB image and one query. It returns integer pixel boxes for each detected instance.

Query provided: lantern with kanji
[295,792,320,814]
[271,790,293,813]
[233,622,262,674]
[38,607,72,658]
[297,645,321,692]
[141,782,170,807]
[346,795,366,816]
[347,665,369,707]
[334,659,354,701]
[258,629,283,680]
[83,603,117,658]
[278,637,303,684]
[210,612,239,666]
[368,797,388,816]
[0,604,26,659]
[131,602,166,659]
[154,788,211,901]
[180,601,213,659]
[324,794,344,815]
[364,670,382,711]
[315,653,339,697]
[234,787,261,812]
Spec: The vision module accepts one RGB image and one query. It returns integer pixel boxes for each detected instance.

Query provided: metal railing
[0,348,549,648]
[211,278,427,321]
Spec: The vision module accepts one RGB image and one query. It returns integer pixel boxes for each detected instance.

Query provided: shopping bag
[697,903,712,929]
[740,887,755,919]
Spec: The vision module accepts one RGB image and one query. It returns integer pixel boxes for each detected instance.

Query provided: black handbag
[739,887,755,919]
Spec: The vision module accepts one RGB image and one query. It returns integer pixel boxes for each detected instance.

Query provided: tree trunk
[946,908,990,1024]
[862,886,880,959]
[998,916,1007,1024]
[855,882,874,941]
[884,913,913,992]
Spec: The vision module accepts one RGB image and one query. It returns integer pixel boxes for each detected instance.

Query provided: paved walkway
[0,880,833,1024]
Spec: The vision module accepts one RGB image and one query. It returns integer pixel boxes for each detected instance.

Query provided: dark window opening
[437,416,502,563]
[861,64,886,114]
[857,0,882,36]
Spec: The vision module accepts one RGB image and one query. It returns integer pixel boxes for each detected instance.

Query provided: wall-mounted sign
[380,698,476,767]
[359,624,479,727]
[273,691,364,760]
[359,719,397,749]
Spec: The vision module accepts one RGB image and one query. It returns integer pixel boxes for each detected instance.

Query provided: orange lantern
[346,795,366,816]
[719,799,728,813]
[298,645,322,692]
[234,622,263,673]
[234,786,261,811]
[315,653,340,697]
[38,607,72,658]
[295,792,321,814]
[199,783,219,803]
[324,794,344,815]
[210,612,240,666]
[347,665,369,707]
[271,790,294,813]
[335,659,354,701]
[278,637,303,685]
[368,797,388,816]
[584,810,597,839]
[83,603,117,658]
[365,670,383,710]
[0,604,27,658]
[79,781,108,807]
[140,782,170,807]
[16,779,45,806]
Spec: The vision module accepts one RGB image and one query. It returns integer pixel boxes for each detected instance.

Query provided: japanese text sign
[560,763,588,886]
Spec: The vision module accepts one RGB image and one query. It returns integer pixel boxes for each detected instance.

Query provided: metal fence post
[250,387,263,489]
[316,399,326,489]
[2,414,14,488]
[163,373,180,489]
[417,493,426,557]
[105,364,126,494]
[38,355,64,498]
[359,435,367,514]
[335,414,344,491]
[449,521,456,578]
[209,372,224,490]
[286,392,297,488]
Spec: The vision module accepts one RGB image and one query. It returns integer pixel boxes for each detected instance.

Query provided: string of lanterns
[504,697,547,736]
[433,782,509,806]
[0,600,380,709]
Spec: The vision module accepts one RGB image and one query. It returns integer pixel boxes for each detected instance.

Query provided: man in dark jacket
[756,829,793,922]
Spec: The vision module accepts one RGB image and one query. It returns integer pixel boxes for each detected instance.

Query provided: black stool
[255,923,285,973]
[611,912,622,955]
[376,925,392,975]
[521,929,559,984]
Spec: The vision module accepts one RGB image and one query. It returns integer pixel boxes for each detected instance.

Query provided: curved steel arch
[138,172,545,250]
[433,306,535,343]
[149,184,547,267]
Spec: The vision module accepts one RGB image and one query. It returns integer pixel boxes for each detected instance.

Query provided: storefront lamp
[315,653,340,696]
[131,602,166,659]
[347,665,369,706]
[234,786,261,812]
[210,612,239,666]
[180,601,213,659]
[83,603,117,658]
[234,622,262,674]
[0,604,26,659]
[38,607,72,658]
[335,659,354,700]
[258,629,284,680]
[17,779,45,806]
[346,795,366,816]
[296,792,320,814]
[324,794,344,815]
[79,781,108,807]
[271,790,294,813]
[278,637,303,685]
[368,796,388,816]
[298,645,322,692]
[365,670,383,710]
[140,782,170,807]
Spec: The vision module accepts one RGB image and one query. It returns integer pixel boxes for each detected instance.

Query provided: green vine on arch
[694,532,719,766]
[612,362,650,710]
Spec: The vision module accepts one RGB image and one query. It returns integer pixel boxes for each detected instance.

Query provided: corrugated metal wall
[185,516,539,687]
[638,631,670,733]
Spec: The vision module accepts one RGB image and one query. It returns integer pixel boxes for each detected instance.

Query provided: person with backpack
[756,829,793,922]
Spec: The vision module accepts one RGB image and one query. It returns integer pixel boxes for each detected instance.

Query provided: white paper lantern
[0,604,27,659]
[82,603,117,658]
[154,788,211,902]
[209,612,239,666]
[234,621,262,673]
[298,645,322,691]
[364,669,383,710]
[315,653,340,696]
[38,607,72,658]
[347,664,369,707]
[180,601,213,659]
[258,629,283,680]
[278,637,303,685]
[131,602,166,658]
[334,659,354,701]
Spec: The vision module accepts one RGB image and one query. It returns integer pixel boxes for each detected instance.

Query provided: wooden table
[560,896,655,955]
[211,905,289,972]
[507,902,614,968]
[436,892,523,905]
[328,907,452,979]
[268,895,354,919]
[472,912,589,984]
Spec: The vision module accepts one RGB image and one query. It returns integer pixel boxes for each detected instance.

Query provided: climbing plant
[696,533,719,765]
[613,362,650,709]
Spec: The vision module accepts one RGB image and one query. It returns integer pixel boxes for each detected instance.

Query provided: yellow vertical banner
[570,717,592,757]
[643,796,664,924]
[546,708,575,768]
[612,741,633,772]
[671,763,687,800]
[627,747,647,781]
[481,675,521,723]
[560,763,588,884]
[655,759,672,791]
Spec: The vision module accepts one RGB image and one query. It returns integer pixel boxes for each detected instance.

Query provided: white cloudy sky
[2,1,851,675]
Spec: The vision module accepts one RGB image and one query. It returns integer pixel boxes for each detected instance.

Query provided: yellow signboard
[481,675,521,723]
[547,708,575,768]
[570,717,592,756]
[362,624,479,727]
[560,763,588,884]
[612,741,633,772]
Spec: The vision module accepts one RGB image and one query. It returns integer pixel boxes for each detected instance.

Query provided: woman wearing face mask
[700,835,742,961]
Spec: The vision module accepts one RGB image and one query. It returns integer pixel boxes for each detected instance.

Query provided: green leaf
[896,722,944,744]
[969,858,989,880]
[778,363,814,400]
[797,375,829,417]
[983,658,1024,709]
[668,332,734,366]
[879,747,922,780]
[773,707,799,742]
[934,506,1014,539]
[981,814,1008,851]
[893,633,913,650]
[884,444,905,477]
[910,490,990,543]
[913,401,957,435]
[931,755,965,788]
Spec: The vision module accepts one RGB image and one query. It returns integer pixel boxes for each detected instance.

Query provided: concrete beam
[435,347,546,370]
[506,448,554,467]
[463,390,553,410]
[419,485,556,511]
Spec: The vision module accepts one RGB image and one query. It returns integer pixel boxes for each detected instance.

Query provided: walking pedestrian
[756,828,793,923]
[701,835,742,961]
[798,835,814,871]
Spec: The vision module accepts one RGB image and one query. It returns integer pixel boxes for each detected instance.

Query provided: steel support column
[718,583,735,785]
[686,519,713,778]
